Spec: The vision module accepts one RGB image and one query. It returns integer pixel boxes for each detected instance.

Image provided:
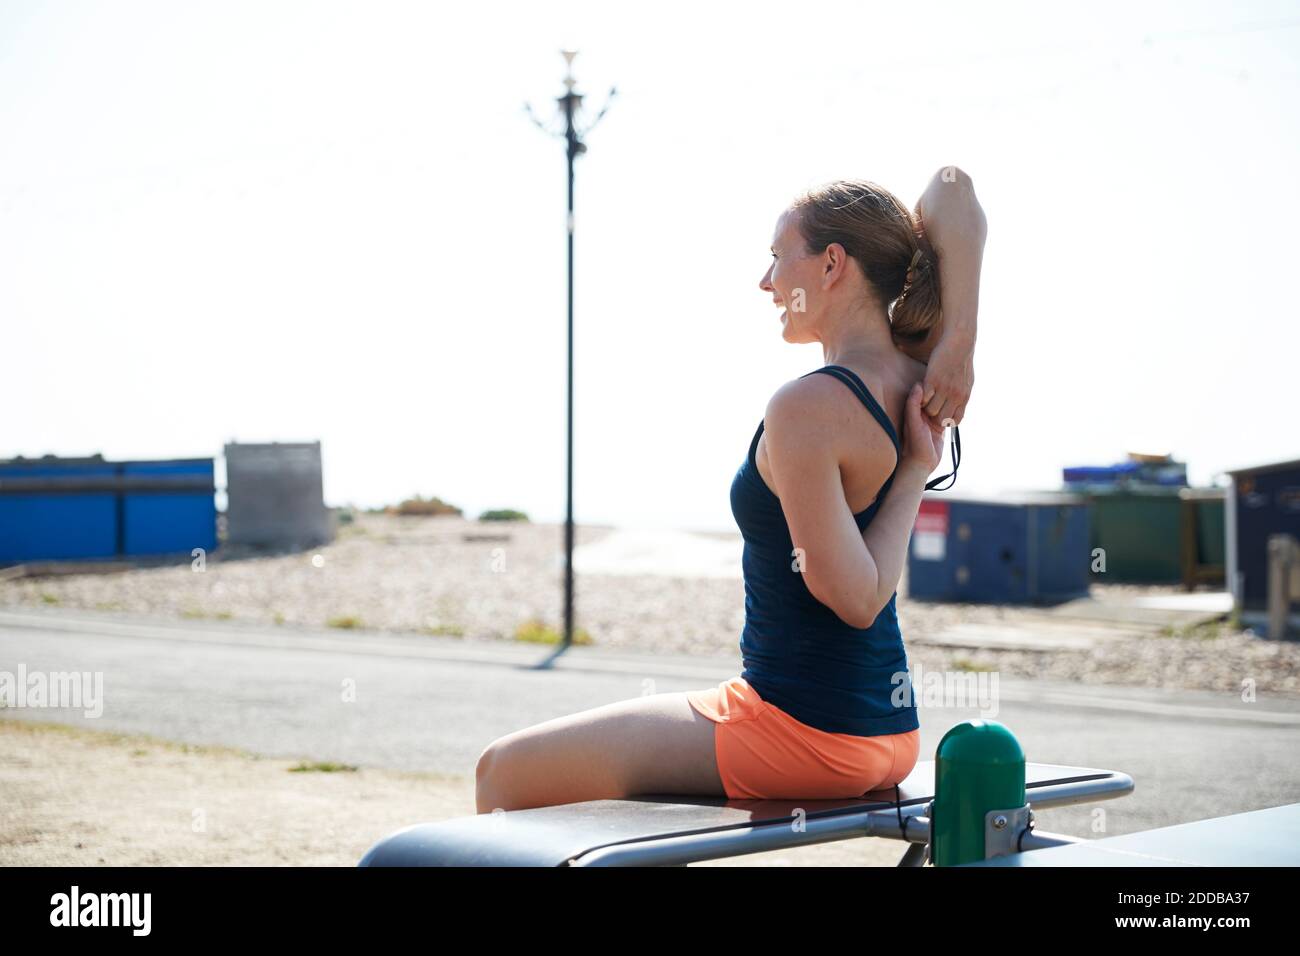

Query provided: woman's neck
[821,301,915,369]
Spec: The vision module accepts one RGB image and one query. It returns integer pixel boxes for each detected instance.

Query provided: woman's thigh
[476,690,724,812]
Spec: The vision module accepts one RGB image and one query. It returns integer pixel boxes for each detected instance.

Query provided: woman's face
[760,209,824,344]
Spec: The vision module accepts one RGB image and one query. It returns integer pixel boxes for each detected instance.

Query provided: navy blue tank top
[731,364,921,737]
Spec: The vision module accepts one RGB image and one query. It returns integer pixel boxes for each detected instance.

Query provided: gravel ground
[0,718,907,867]
[3,513,1298,698]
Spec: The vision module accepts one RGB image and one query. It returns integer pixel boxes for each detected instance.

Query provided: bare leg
[475,691,725,813]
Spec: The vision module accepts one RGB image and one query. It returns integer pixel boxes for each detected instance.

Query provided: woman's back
[730,359,924,738]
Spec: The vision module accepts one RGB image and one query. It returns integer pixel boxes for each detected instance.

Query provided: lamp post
[525,51,615,650]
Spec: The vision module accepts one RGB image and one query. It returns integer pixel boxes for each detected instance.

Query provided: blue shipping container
[0,455,216,564]
[0,458,120,562]
[907,492,1092,604]
[122,459,218,557]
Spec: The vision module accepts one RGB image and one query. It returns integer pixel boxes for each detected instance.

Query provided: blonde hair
[788,179,941,343]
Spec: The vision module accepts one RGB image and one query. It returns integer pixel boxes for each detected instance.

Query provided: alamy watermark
[50,886,150,936]
[0,664,104,717]
[892,661,999,718]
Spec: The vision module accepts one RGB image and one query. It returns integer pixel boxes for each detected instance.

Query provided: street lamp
[524,51,616,651]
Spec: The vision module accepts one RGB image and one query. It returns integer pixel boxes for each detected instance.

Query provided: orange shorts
[686,675,921,800]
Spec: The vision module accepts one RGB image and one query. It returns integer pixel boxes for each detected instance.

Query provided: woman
[476,166,986,811]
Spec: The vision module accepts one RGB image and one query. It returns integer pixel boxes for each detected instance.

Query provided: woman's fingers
[922,390,947,423]
[906,383,944,469]
[921,385,963,428]
[938,396,959,428]
[906,384,926,443]
[906,382,922,419]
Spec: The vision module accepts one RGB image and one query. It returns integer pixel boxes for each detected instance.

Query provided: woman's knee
[475,738,512,812]
[475,743,494,782]
[475,731,559,810]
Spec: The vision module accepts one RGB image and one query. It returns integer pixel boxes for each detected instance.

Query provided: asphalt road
[2,605,1298,838]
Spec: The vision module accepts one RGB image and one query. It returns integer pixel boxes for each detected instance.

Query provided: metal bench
[358,758,1134,867]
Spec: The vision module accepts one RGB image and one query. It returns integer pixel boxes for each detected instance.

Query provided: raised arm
[906,165,988,426]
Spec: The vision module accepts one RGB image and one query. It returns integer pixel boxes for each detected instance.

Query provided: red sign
[915,500,949,535]
[912,500,949,561]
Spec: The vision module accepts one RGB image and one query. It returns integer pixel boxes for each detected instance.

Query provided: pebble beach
[2,512,1298,697]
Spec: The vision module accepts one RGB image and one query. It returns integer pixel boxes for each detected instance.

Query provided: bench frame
[358,760,1135,867]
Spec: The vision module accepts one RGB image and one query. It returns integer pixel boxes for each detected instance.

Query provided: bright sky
[3,1,1297,532]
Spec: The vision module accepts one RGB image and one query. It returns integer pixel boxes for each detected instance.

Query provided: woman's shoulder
[765,365,899,460]
[765,364,888,419]
[762,371,849,431]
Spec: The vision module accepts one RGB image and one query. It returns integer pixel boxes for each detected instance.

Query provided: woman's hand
[900,381,946,480]
[921,332,974,427]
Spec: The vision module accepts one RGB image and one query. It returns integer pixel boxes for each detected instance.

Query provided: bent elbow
[835,589,882,630]
[851,597,884,630]
[832,601,874,630]
[803,564,883,629]
[937,164,974,190]
[971,200,989,242]
[946,168,987,227]
[806,573,869,629]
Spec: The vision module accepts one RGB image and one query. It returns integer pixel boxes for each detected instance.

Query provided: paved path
[2,606,1297,839]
